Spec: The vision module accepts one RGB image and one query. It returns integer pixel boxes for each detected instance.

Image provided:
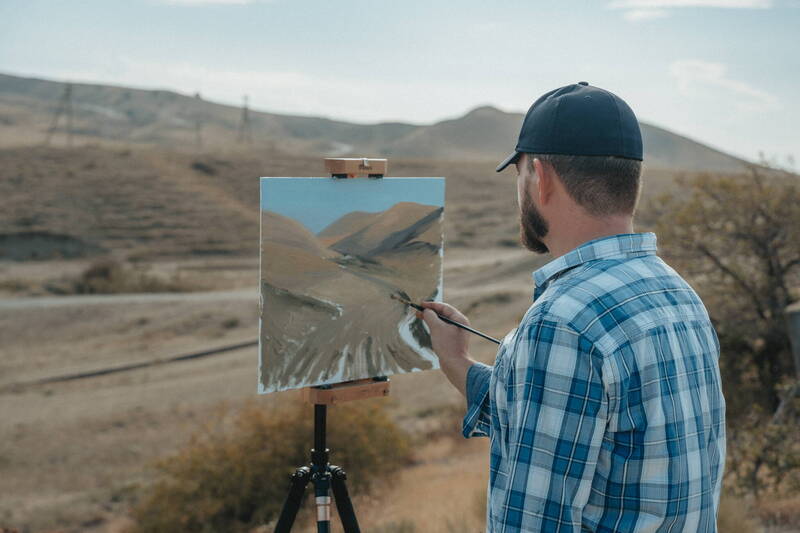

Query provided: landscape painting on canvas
[259,177,445,393]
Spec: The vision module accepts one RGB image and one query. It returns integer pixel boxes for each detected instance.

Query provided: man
[421,82,726,532]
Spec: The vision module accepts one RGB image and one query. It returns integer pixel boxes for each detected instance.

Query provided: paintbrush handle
[435,313,502,345]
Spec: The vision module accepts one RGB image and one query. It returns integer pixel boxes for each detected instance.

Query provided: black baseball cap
[496,81,643,172]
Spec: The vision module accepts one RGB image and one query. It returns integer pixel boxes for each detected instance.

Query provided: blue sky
[1,0,797,166]
[260,177,445,233]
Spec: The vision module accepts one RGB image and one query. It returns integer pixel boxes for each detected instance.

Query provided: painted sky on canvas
[260,177,445,234]
[1,0,797,166]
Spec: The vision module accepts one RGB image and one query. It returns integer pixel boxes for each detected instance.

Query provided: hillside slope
[0,73,415,155]
[1,72,750,173]
[0,146,260,260]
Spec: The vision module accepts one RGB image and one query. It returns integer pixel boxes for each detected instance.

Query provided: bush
[717,494,759,533]
[754,495,800,530]
[726,399,800,497]
[50,258,196,294]
[129,399,411,533]
[648,168,800,415]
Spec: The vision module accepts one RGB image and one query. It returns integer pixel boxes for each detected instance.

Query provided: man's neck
[545,215,635,259]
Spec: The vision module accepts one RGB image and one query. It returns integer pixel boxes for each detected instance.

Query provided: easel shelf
[303,377,391,405]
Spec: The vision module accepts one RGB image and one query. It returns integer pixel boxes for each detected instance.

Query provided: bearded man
[421,82,726,532]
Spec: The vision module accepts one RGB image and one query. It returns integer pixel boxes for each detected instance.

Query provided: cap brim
[495,151,521,172]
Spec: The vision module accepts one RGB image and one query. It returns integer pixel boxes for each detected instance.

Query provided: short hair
[528,153,642,217]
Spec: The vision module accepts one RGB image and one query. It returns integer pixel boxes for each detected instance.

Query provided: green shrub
[129,399,411,533]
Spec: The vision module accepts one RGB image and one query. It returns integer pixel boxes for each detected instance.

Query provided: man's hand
[418,301,476,397]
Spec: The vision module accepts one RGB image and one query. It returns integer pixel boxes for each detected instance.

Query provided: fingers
[420,301,469,325]
[418,308,443,330]
[420,300,454,316]
[421,308,439,327]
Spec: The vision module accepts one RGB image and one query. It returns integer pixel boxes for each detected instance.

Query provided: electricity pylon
[237,94,253,144]
[43,83,74,147]
[194,92,204,149]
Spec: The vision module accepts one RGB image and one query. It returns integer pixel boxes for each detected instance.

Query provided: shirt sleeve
[462,361,493,438]
[499,317,608,530]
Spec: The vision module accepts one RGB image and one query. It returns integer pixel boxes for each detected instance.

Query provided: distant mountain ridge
[0,72,750,173]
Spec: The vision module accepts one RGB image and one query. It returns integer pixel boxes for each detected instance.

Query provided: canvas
[258,177,445,393]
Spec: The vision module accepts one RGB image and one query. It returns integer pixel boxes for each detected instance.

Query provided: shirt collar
[532,232,658,293]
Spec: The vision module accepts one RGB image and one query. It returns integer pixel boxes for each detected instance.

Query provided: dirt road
[0,288,255,310]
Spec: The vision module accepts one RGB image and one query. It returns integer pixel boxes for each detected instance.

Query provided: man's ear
[533,158,555,206]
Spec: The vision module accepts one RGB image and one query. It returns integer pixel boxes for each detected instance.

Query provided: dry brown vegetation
[650,168,800,528]
[55,258,199,295]
[129,400,411,532]
[0,144,537,532]
[1,140,798,532]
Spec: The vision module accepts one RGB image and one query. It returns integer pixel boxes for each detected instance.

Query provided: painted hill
[0,72,751,173]
[261,211,330,257]
[260,211,340,289]
[330,202,443,258]
[317,211,381,244]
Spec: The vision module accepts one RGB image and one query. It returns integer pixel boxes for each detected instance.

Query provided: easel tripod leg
[276,382,385,531]
[274,466,311,533]
[331,466,361,533]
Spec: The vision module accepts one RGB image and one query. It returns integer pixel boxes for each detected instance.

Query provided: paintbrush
[391,293,501,345]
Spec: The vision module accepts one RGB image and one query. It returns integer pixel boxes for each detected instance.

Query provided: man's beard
[519,187,549,254]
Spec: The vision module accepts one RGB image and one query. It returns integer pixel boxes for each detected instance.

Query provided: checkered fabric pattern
[464,233,726,532]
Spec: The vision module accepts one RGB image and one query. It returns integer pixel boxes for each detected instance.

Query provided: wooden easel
[323,157,387,179]
[303,376,391,404]
[274,158,391,533]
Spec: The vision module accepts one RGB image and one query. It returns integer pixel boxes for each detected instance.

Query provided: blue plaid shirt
[464,233,726,532]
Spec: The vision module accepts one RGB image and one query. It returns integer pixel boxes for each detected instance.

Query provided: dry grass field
[0,143,690,532]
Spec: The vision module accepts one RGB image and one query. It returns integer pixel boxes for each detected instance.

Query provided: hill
[384,106,516,160]
[0,72,415,155]
[0,146,258,260]
[0,72,751,173]
[0,144,522,265]
[639,124,749,173]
